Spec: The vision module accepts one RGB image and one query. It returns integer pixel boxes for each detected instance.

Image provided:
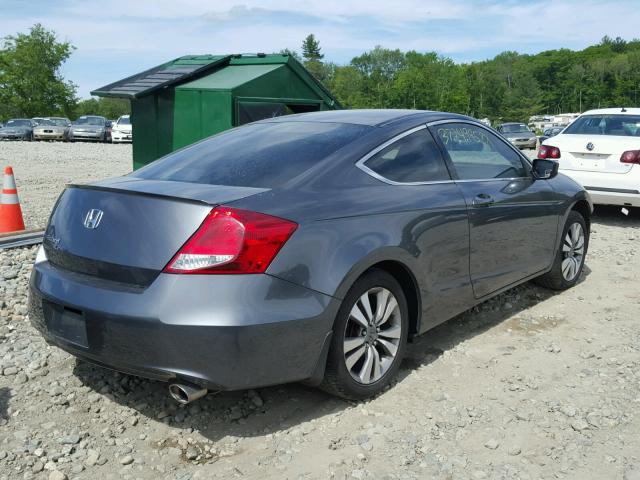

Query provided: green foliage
[320,39,640,122]
[0,24,77,119]
[301,34,323,62]
[74,97,130,120]
[278,48,302,62]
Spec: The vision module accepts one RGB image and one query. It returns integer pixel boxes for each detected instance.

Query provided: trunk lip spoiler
[66,183,215,207]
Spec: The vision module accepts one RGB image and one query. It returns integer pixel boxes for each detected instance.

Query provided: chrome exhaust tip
[168,382,208,404]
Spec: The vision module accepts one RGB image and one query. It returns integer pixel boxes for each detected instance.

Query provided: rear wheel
[320,269,409,400]
[535,211,588,290]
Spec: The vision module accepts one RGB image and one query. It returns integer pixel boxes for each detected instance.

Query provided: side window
[433,123,528,180]
[363,129,450,183]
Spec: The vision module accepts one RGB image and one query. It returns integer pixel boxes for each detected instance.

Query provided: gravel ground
[1,143,640,479]
[0,141,131,229]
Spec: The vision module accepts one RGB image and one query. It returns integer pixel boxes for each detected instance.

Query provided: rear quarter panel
[234,181,474,333]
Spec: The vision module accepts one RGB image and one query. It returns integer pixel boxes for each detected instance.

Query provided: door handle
[473,193,494,207]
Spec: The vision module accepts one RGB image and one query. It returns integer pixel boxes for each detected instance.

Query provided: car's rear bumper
[559,168,640,207]
[29,259,337,390]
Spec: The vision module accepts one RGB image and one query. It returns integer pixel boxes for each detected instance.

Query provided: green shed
[92,54,341,169]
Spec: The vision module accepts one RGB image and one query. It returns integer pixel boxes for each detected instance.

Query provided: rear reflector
[164,207,297,274]
[538,145,561,159]
[620,150,640,164]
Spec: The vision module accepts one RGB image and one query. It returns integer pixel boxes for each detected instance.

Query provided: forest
[306,35,640,122]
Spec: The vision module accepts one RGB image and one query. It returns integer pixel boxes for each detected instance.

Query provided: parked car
[539,126,564,143]
[68,115,109,142]
[0,118,35,141]
[111,115,132,143]
[29,110,592,402]
[497,122,537,149]
[33,117,71,141]
[540,107,640,208]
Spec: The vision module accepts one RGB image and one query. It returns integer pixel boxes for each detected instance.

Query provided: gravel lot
[0,142,131,230]
[1,143,640,480]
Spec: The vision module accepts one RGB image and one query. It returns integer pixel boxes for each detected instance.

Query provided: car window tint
[434,123,527,180]
[563,114,640,136]
[363,129,450,183]
[134,122,371,188]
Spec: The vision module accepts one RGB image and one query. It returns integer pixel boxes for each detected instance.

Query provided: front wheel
[535,211,588,290]
[320,269,409,400]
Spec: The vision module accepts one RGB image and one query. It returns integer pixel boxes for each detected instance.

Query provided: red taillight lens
[164,207,298,274]
[620,150,640,164]
[538,145,561,159]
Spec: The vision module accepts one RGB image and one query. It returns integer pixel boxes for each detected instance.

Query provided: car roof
[581,107,640,116]
[258,109,474,127]
[500,122,526,125]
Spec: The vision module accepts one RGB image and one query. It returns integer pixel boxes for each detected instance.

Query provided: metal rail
[0,229,44,250]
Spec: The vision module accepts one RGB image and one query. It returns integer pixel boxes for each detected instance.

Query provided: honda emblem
[83,209,104,229]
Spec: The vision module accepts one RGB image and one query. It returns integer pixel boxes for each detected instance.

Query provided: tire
[535,211,588,290]
[320,269,409,400]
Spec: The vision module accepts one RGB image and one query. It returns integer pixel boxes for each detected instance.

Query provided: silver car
[68,116,108,142]
[497,123,537,150]
[33,117,71,141]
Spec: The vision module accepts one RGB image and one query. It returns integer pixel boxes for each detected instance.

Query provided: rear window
[564,114,640,136]
[134,122,370,188]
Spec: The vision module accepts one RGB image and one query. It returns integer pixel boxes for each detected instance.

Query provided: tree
[279,48,302,62]
[74,97,130,119]
[300,34,329,82]
[301,34,324,62]
[0,24,77,119]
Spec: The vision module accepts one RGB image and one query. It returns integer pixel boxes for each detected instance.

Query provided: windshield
[134,121,371,188]
[74,116,105,126]
[5,119,31,127]
[563,114,640,136]
[500,124,530,134]
[48,118,69,127]
[117,116,131,125]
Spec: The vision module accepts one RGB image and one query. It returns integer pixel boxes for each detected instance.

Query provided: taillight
[620,150,640,164]
[538,145,561,159]
[164,207,297,274]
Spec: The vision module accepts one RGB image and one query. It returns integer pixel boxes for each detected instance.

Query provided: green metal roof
[91,53,341,108]
[177,64,281,91]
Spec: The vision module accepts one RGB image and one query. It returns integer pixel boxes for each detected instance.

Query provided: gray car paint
[29,110,592,391]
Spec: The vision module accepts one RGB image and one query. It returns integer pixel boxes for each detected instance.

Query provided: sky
[1,0,638,98]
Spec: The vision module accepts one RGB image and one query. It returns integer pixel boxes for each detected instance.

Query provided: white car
[111,115,132,143]
[540,108,640,208]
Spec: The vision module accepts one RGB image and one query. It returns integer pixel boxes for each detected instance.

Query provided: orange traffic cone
[0,166,26,233]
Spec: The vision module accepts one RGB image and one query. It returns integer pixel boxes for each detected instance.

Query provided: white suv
[112,115,132,143]
[540,108,640,207]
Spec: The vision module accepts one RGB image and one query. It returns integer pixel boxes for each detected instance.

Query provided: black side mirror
[532,158,559,180]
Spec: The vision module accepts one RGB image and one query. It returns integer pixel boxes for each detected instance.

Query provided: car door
[431,121,560,299]
[358,126,475,328]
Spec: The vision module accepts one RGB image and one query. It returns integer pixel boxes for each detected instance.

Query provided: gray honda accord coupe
[29,110,592,402]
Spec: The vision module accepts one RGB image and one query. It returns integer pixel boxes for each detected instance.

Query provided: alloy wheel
[561,222,585,281]
[343,287,402,384]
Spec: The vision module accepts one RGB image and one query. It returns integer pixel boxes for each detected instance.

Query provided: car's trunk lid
[43,178,268,286]
[549,134,637,174]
